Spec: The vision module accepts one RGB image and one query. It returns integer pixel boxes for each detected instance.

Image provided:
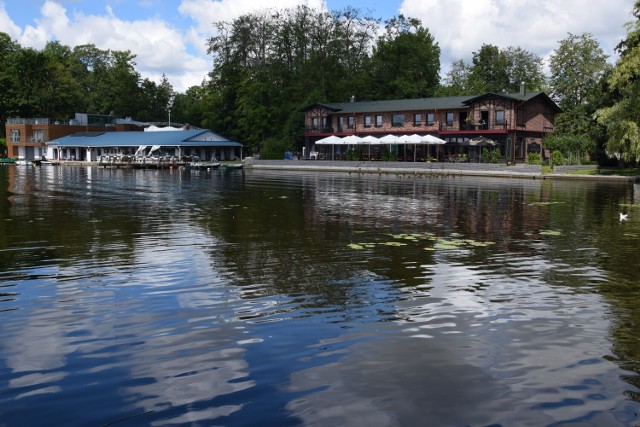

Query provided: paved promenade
[244,159,638,182]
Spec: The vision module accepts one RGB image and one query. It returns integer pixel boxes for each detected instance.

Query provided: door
[481,111,489,130]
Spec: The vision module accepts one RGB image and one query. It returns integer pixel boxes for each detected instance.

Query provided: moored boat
[222,163,243,170]
[187,161,221,170]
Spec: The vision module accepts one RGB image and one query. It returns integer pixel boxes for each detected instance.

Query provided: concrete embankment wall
[245,159,637,182]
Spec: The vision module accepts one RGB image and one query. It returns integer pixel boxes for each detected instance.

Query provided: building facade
[47,129,243,162]
[301,86,560,163]
[5,113,143,161]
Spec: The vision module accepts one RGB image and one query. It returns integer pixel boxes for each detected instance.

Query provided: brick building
[300,85,560,163]
[5,113,143,161]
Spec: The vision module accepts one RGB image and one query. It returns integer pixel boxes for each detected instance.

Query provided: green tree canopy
[549,32,609,162]
[441,45,544,96]
[370,15,441,99]
[595,1,640,164]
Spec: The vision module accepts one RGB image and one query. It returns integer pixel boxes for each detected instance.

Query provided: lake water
[1,165,640,426]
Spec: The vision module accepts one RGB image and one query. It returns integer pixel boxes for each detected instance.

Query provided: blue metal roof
[48,129,242,148]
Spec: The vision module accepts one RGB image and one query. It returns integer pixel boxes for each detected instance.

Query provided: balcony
[7,118,52,125]
[305,126,334,134]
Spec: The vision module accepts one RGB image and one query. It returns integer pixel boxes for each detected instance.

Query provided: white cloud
[0,1,22,38]
[14,0,211,92]
[7,0,633,94]
[7,0,330,93]
[178,0,327,35]
[399,0,634,75]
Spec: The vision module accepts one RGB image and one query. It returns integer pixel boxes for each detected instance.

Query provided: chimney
[350,95,356,103]
[520,82,526,96]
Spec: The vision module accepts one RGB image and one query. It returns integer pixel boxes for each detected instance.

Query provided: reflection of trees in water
[4,167,640,406]
[0,167,204,273]
[202,172,640,402]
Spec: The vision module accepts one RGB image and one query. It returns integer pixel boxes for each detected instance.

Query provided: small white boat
[222,163,243,170]
[188,161,221,170]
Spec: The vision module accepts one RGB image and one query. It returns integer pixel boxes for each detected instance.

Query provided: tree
[205,6,379,152]
[549,33,609,158]
[171,84,206,126]
[549,33,608,111]
[370,15,440,99]
[440,59,473,95]
[503,46,545,92]
[101,50,142,117]
[468,44,510,93]
[595,1,640,164]
[442,45,544,96]
[0,32,20,136]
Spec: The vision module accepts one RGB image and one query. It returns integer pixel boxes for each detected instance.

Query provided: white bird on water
[620,212,628,221]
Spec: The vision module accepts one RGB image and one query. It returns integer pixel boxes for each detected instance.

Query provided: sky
[0,0,635,93]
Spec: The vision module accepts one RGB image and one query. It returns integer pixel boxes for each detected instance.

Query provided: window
[496,110,505,125]
[446,112,454,126]
[364,115,372,127]
[392,114,405,127]
[348,116,354,129]
[311,117,318,129]
[375,115,383,127]
[427,113,435,126]
[339,117,345,130]
[414,113,422,126]
[33,130,45,142]
[517,108,526,126]
[10,129,20,143]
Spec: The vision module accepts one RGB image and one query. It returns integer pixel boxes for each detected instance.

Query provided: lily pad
[383,241,408,247]
[539,230,562,236]
[348,243,366,250]
[528,201,564,206]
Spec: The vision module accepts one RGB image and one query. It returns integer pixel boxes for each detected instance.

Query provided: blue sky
[0,0,634,92]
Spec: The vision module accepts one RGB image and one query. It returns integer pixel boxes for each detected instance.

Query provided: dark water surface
[1,165,640,426]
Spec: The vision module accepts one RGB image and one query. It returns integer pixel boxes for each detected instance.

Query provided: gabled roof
[464,91,562,112]
[300,91,561,114]
[48,129,242,148]
[300,96,473,114]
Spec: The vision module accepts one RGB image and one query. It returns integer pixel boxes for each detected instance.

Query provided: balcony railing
[305,126,334,134]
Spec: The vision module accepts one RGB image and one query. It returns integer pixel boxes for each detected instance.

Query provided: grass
[561,167,640,176]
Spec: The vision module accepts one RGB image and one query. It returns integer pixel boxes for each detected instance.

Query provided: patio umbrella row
[315,134,448,161]
[315,134,447,145]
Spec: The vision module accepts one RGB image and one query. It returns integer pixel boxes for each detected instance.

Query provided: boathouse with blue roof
[46,128,243,162]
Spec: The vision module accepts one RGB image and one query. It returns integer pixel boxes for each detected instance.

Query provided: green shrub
[481,148,491,163]
[346,148,361,161]
[552,151,564,167]
[260,138,294,160]
[490,149,500,164]
[527,152,542,165]
[381,147,397,161]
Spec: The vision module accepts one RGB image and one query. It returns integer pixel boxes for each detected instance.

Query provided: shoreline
[13,159,639,182]
[244,159,639,183]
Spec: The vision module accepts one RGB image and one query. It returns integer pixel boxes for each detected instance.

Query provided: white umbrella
[424,134,445,161]
[315,135,342,160]
[402,134,426,161]
[424,134,446,144]
[361,135,380,144]
[315,135,342,145]
[378,134,399,161]
[379,134,399,144]
[406,134,426,144]
[360,135,380,159]
[342,135,363,144]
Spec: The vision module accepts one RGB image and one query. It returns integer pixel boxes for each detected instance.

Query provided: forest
[2,1,640,164]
